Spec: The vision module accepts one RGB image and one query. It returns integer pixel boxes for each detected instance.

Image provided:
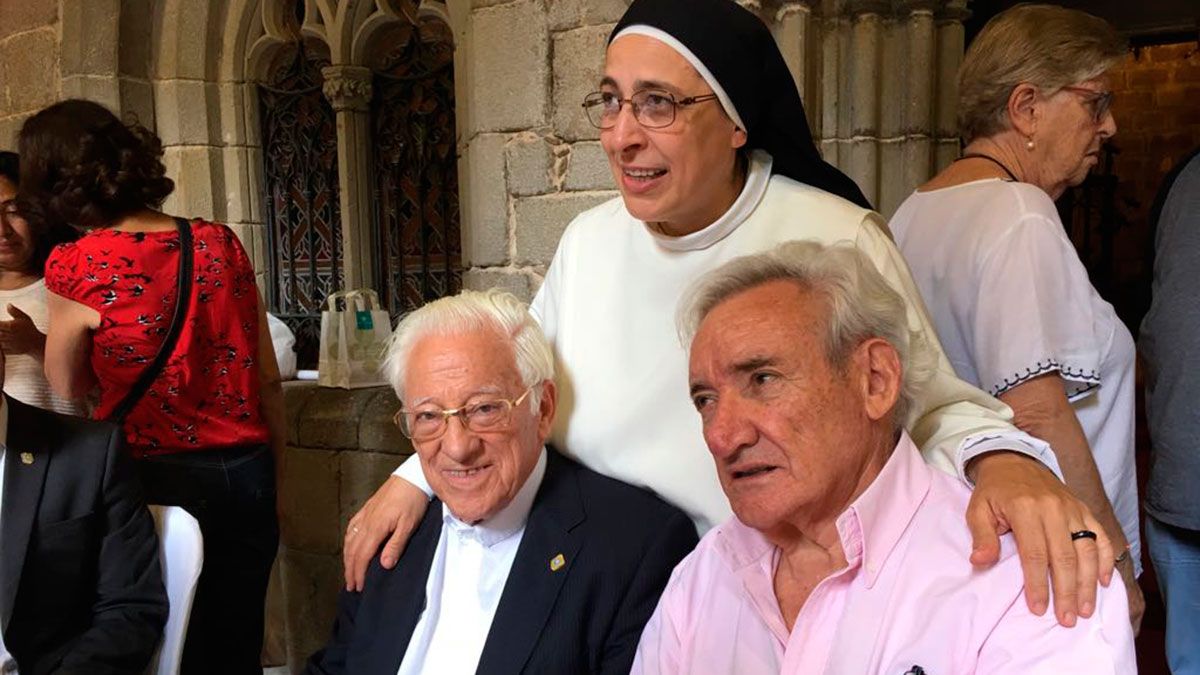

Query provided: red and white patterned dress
[45,220,269,457]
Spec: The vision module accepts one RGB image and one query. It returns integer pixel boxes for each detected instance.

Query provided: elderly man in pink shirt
[633,241,1135,674]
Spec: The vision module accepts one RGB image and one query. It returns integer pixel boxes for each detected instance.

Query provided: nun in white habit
[347,0,1115,628]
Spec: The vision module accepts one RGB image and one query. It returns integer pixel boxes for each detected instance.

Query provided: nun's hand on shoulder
[963,451,1112,629]
[343,475,429,592]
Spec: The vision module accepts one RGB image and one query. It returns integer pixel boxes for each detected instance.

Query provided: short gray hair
[677,240,936,426]
[382,289,555,406]
[958,3,1126,143]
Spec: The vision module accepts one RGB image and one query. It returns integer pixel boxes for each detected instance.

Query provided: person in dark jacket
[0,346,167,675]
[306,289,697,675]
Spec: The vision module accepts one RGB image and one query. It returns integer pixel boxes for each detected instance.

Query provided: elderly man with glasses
[305,289,697,675]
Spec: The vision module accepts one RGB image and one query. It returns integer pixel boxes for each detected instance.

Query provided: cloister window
[368,15,462,316]
[252,1,463,365]
[258,37,342,367]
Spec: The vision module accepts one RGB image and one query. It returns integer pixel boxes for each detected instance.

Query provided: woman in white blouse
[890,5,1143,630]
[0,152,85,416]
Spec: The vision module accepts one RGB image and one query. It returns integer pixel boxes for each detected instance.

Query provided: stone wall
[0,2,61,148]
[0,1,156,153]
[458,0,626,301]
[277,381,413,670]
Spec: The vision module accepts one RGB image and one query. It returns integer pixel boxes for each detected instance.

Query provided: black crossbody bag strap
[107,217,194,424]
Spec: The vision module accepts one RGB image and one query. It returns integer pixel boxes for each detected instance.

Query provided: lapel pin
[549,553,566,572]
[19,452,34,465]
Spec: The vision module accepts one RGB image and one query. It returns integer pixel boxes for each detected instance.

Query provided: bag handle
[325,290,347,312]
[343,289,382,311]
[322,289,381,313]
[107,217,195,424]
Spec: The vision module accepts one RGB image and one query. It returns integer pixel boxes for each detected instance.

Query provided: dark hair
[0,151,18,185]
[0,150,81,275]
[17,99,174,232]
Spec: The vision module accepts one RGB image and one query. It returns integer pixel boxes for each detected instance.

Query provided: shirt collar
[441,447,548,548]
[644,149,773,252]
[715,431,932,589]
[836,432,931,588]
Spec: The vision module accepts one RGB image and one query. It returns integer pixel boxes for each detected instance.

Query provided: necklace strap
[958,153,1020,183]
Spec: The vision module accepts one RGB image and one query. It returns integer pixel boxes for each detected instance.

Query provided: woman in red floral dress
[19,99,285,675]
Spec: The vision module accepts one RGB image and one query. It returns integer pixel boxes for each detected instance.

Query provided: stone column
[880,0,939,214]
[846,0,886,206]
[817,8,843,167]
[900,1,938,138]
[773,1,817,107]
[60,0,122,110]
[322,65,375,291]
[934,0,970,172]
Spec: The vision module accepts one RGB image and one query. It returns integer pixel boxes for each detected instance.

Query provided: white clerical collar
[644,149,773,252]
[442,447,547,548]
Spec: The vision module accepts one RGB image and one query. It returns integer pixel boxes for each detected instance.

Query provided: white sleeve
[529,223,567,342]
[973,217,1102,401]
[390,454,433,498]
[854,214,1061,483]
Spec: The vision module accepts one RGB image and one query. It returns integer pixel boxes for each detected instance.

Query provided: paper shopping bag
[317,289,393,389]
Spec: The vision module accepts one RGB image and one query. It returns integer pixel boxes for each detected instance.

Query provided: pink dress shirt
[632,433,1135,674]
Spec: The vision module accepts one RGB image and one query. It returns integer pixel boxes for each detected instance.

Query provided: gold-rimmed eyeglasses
[394,386,535,441]
[1059,86,1114,124]
[582,89,719,130]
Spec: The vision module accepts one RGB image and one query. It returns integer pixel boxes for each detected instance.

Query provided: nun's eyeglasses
[582,90,719,129]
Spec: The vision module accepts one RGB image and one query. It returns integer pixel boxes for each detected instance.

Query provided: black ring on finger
[1070,529,1097,542]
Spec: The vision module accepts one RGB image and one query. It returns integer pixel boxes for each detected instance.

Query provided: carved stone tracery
[320,65,373,111]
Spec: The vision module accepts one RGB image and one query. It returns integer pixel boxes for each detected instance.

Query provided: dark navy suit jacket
[0,396,167,675]
[306,449,698,675]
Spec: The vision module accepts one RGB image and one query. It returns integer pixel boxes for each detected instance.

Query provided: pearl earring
[1026,138,1036,150]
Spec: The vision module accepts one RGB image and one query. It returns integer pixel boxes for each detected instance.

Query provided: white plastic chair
[146,505,204,675]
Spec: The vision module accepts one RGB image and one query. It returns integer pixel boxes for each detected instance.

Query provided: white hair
[382,289,555,407]
[677,240,937,427]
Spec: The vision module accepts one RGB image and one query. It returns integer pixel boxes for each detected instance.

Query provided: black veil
[611,0,872,209]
